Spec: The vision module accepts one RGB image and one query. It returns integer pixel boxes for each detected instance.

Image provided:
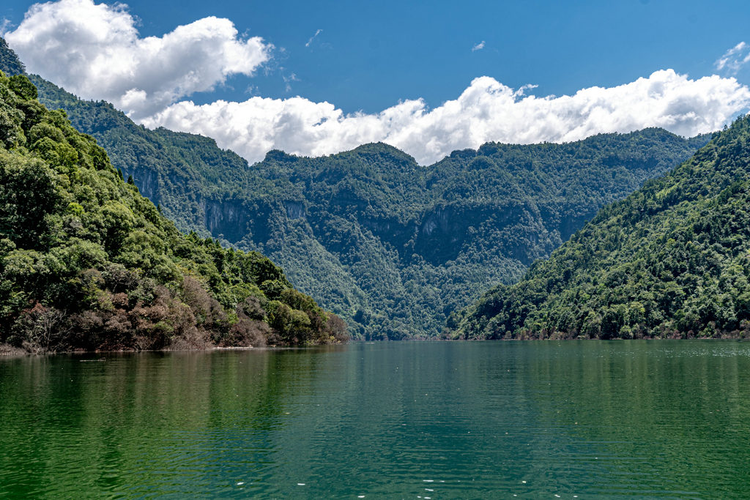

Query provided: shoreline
[0,342,352,358]
[3,336,748,358]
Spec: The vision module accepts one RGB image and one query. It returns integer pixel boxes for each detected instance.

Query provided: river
[1,341,749,498]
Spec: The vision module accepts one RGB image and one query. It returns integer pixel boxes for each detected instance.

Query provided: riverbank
[0,344,26,357]
[0,341,354,357]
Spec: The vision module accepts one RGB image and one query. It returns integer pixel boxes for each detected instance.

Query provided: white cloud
[5,1,750,167]
[142,70,750,165]
[4,0,272,119]
[472,41,485,52]
[0,18,12,35]
[715,42,750,75]
[305,29,322,48]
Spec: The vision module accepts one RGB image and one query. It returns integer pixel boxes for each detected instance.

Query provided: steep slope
[26,76,258,236]
[448,116,750,340]
[0,71,346,353]
[242,136,708,340]
[0,40,709,339]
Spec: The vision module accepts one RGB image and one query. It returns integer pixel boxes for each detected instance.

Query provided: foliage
[0,39,706,340]
[448,116,750,340]
[0,70,346,352]
[0,39,24,77]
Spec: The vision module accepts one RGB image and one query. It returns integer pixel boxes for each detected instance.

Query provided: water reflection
[1,342,749,498]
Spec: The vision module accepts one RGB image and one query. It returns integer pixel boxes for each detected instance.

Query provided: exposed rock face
[202,198,249,242]
[285,201,306,220]
[124,167,160,204]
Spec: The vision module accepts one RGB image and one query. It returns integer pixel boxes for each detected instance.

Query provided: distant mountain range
[0,38,711,339]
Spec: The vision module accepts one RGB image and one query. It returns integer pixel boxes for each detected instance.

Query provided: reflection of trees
[3,343,749,498]
[0,349,330,497]
[518,341,750,497]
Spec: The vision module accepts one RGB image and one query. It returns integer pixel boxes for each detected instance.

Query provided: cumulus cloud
[472,41,485,52]
[5,1,749,166]
[715,42,750,75]
[4,0,272,119]
[142,70,750,165]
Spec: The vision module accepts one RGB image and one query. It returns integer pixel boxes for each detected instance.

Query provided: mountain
[447,115,750,340]
[0,71,346,353]
[233,135,709,340]
[0,39,710,339]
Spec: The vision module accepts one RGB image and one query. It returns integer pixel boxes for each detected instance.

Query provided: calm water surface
[1,341,750,498]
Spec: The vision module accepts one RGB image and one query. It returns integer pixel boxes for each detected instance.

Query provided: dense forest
[238,136,708,340]
[447,115,750,340]
[0,71,347,354]
[0,39,709,339]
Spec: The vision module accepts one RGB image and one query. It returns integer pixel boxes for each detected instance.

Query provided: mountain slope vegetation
[448,116,750,340]
[0,71,346,353]
[0,39,709,339]
[237,136,708,340]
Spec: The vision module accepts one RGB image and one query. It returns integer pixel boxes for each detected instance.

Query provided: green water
[1,341,750,498]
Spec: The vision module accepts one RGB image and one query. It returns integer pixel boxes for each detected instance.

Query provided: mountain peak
[347,142,417,166]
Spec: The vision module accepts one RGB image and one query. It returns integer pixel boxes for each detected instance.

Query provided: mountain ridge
[0,39,711,339]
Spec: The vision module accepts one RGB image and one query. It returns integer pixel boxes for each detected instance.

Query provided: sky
[2,0,750,165]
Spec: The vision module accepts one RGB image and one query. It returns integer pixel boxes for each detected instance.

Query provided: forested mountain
[0,40,709,339]
[448,116,750,340]
[0,71,346,353]
[235,135,708,340]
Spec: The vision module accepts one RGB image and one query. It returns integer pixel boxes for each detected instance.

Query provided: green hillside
[0,39,709,340]
[239,135,707,340]
[448,116,750,340]
[0,71,346,353]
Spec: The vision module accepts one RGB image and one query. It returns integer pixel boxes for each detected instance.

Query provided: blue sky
[3,0,750,164]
